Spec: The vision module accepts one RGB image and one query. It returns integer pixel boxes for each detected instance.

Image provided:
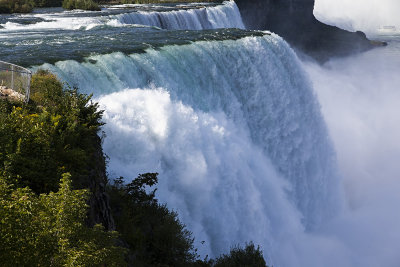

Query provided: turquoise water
[0,1,245,66]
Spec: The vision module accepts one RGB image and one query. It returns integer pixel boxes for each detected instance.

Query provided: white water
[40,34,343,265]
[0,12,108,32]
[114,1,244,30]
[0,1,243,32]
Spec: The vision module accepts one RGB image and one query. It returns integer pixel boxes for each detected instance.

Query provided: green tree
[0,172,126,266]
[0,0,34,13]
[210,243,268,267]
[109,173,198,267]
[0,70,104,193]
[62,0,100,11]
[33,0,62,7]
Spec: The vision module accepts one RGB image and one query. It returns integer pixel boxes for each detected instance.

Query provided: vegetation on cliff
[0,70,125,265]
[109,173,198,266]
[0,173,126,266]
[0,71,269,266]
[0,70,103,193]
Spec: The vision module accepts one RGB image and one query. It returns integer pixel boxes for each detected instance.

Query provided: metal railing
[0,60,32,103]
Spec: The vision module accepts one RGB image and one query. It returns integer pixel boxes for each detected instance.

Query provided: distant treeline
[99,0,223,4]
[0,0,99,12]
[0,0,222,13]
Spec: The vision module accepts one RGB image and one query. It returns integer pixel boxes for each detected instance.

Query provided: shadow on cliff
[235,0,384,62]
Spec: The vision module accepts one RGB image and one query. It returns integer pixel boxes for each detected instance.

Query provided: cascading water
[40,33,343,264]
[0,1,243,32]
[113,1,244,29]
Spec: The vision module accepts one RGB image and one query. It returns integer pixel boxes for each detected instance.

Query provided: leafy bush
[109,173,198,267]
[0,70,104,193]
[33,0,62,7]
[0,0,34,13]
[0,172,126,266]
[62,0,100,10]
[210,243,268,267]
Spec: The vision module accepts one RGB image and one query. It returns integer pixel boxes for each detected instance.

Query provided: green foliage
[0,172,126,266]
[30,69,64,107]
[109,173,198,267]
[0,70,104,193]
[33,0,62,7]
[0,0,34,13]
[210,243,268,267]
[62,0,100,10]
[0,70,128,265]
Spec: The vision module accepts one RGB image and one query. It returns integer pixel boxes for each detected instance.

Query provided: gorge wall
[235,0,375,61]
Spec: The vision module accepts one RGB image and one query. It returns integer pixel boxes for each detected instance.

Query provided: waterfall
[41,34,343,263]
[114,1,245,30]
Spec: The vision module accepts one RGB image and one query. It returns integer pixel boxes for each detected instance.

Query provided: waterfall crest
[114,1,244,29]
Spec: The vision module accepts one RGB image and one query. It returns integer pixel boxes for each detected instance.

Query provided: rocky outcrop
[0,86,25,102]
[86,134,115,231]
[235,0,375,62]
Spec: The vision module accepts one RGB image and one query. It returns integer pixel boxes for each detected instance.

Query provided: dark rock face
[236,0,374,62]
[86,134,115,231]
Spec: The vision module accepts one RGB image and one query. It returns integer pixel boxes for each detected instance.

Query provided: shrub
[62,0,100,11]
[0,0,34,13]
[0,172,126,266]
[210,243,268,267]
[109,173,198,266]
[33,0,62,7]
[0,70,104,193]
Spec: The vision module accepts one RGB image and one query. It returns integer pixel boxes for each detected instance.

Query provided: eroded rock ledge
[235,0,377,62]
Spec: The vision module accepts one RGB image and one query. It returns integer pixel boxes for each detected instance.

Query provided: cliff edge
[235,0,375,62]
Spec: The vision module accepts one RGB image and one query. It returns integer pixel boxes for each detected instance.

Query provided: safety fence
[0,60,31,103]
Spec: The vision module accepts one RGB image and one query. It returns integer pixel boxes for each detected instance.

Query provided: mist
[302,38,400,266]
[314,0,400,34]
[307,3,400,265]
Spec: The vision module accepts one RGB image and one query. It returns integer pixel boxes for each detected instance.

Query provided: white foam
[114,1,244,30]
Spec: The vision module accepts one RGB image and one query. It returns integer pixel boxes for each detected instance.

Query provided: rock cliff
[86,134,115,231]
[235,0,375,61]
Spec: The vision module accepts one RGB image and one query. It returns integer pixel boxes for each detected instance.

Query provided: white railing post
[25,72,31,104]
[11,65,14,90]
